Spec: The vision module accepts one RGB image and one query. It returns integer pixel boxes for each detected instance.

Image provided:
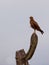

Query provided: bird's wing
[33,21,40,29]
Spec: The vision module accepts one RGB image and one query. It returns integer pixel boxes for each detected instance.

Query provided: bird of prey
[30,16,44,34]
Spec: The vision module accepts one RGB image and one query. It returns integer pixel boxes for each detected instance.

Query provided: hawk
[30,16,44,34]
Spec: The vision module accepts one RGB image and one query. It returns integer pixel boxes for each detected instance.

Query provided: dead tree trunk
[15,33,38,65]
[15,49,29,65]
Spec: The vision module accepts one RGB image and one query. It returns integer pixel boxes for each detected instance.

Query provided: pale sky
[0,0,49,65]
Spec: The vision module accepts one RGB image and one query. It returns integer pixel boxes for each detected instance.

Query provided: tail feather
[40,29,44,34]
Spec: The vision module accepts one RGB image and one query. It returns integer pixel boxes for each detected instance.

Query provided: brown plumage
[30,16,44,34]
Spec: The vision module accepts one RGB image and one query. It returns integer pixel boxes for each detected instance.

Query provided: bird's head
[29,16,33,20]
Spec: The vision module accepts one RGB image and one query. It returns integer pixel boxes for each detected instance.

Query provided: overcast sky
[0,0,49,65]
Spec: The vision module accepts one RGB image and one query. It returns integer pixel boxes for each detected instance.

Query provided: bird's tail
[40,29,44,34]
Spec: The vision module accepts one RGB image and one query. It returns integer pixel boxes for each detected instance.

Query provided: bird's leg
[34,29,36,33]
